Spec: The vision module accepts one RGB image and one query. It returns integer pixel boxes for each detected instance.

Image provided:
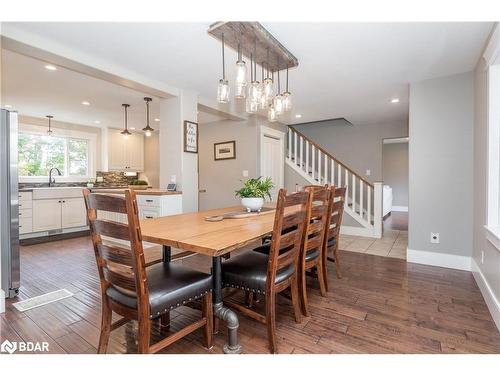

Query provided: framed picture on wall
[184,120,198,153]
[214,141,236,161]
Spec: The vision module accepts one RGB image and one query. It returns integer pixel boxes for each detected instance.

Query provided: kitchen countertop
[90,188,182,196]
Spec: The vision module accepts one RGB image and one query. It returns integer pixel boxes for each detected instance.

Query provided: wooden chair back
[83,189,149,314]
[302,186,330,262]
[266,189,310,291]
[326,186,347,242]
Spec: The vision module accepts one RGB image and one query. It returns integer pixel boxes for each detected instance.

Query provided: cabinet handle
[19,204,22,207]
[19,212,22,216]
[58,200,61,203]
[146,199,153,203]
[145,216,154,219]
[62,200,66,203]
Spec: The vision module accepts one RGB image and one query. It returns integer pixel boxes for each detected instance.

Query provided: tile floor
[339,229,407,259]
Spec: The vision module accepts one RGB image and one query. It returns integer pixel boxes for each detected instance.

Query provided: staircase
[286,126,383,238]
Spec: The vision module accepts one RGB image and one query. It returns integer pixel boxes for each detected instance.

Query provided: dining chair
[83,188,213,354]
[322,186,347,285]
[297,185,331,317]
[221,188,310,353]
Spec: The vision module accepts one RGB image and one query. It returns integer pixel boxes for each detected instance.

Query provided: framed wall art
[214,140,236,161]
[183,120,198,153]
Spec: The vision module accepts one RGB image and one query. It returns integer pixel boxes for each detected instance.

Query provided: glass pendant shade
[283,91,292,112]
[245,97,258,114]
[268,104,278,122]
[248,81,261,103]
[259,90,269,109]
[274,94,284,115]
[263,77,273,100]
[235,83,246,99]
[217,79,230,103]
[235,60,247,87]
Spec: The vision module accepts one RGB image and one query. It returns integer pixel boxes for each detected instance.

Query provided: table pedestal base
[214,302,242,354]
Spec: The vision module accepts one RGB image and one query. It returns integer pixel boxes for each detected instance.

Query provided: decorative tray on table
[204,206,275,221]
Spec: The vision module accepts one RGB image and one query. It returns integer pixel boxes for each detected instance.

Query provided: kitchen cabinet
[108,129,144,171]
[61,198,87,228]
[32,199,62,232]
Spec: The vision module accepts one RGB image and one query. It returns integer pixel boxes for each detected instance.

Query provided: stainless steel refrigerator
[0,108,20,298]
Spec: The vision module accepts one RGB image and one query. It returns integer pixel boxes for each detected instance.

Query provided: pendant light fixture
[283,65,292,112]
[217,33,230,103]
[262,48,273,101]
[259,63,269,109]
[246,53,259,113]
[273,59,284,116]
[235,42,247,99]
[142,97,154,137]
[267,104,278,122]
[121,104,132,139]
[46,115,54,136]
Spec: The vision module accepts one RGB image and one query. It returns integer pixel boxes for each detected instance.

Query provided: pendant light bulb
[274,94,284,116]
[142,97,155,135]
[235,43,247,94]
[268,104,278,122]
[283,66,292,111]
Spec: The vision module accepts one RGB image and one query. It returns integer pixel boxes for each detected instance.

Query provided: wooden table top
[140,206,277,257]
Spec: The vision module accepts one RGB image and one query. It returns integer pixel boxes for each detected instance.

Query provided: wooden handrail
[288,126,374,188]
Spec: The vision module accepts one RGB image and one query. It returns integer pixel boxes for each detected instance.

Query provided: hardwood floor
[1,236,500,354]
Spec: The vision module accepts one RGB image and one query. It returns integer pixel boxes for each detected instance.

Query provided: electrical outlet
[170,175,176,183]
[366,169,371,176]
[96,176,104,182]
[430,232,440,244]
[242,170,249,177]
[481,250,484,264]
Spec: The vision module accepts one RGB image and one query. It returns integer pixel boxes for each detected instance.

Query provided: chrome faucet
[48,167,62,187]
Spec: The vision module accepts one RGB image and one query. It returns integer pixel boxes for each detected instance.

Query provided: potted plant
[235,177,274,212]
[128,179,149,190]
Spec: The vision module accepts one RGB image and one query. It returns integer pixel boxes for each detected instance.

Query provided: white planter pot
[241,197,265,212]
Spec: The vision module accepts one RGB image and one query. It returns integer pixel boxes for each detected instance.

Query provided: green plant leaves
[235,176,274,200]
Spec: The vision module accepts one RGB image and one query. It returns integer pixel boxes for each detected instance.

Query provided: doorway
[259,126,285,200]
[382,137,409,232]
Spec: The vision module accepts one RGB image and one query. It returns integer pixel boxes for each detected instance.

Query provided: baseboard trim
[392,206,408,212]
[407,248,471,271]
[472,259,500,332]
[0,289,5,314]
[341,226,379,238]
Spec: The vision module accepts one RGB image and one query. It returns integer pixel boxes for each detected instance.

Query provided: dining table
[140,205,278,354]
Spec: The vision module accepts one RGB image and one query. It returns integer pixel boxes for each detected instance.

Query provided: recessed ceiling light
[295,114,302,118]
[81,101,90,106]
[4,104,12,109]
[130,127,136,130]
[154,118,160,122]
[45,65,57,71]
[391,98,400,103]
[94,120,101,124]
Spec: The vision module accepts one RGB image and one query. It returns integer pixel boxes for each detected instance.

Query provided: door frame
[259,125,285,191]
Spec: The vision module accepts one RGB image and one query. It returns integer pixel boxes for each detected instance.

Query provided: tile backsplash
[19,171,138,189]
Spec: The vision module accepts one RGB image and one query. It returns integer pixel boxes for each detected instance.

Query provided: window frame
[18,123,97,183]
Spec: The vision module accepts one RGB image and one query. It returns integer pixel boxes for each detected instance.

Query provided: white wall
[408,72,474,269]
[472,31,500,330]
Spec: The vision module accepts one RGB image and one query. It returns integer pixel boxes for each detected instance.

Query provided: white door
[260,127,285,200]
[32,199,62,232]
[62,198,87,228]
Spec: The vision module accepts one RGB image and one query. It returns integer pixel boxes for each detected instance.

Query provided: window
[18,124,96,182]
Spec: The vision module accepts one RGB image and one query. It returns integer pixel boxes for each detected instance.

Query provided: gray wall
[473,57,500,305]
[198,117,286,211]
[408,71,474,257]
[293,120,408,182]
[382,142,409,207]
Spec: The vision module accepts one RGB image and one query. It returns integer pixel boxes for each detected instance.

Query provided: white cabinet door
[32,199,62,232]
[62,198,87,228]
[125,132,144,171]
[108,129,127,170]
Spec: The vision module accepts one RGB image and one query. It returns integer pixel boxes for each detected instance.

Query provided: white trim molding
[0,289,5,314]
[472,259,500,332]
[485,225,500,252]
[392,206,408,212]
[407,248,471,271]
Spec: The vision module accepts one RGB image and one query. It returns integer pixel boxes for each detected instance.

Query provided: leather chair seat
[222,251,295,294]
[254,243,320,262]
[106,262,212,319]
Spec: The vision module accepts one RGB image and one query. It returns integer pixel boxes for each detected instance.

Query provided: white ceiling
[1,22,494,126]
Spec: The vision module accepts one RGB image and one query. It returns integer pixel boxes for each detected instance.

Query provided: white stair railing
[286,126,383,238]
